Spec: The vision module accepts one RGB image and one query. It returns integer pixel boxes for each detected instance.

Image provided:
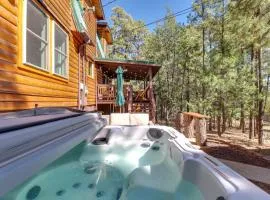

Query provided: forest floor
[190,128,270,193]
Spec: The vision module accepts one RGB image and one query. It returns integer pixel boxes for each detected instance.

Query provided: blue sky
[103,0,193,30]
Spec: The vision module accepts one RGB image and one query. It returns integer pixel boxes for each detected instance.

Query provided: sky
[102,0,193,30]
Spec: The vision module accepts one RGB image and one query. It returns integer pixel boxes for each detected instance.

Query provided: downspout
[82,46,86,110]
[78,47,81,109]
[78,44,83,109]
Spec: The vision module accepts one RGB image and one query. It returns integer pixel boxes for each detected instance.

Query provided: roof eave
[97,22,113,44]
[95,58,162,80]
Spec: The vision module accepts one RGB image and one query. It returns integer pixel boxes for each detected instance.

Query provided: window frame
[22,0,50,71]
[52,21,69,78]
[87,61,95,79]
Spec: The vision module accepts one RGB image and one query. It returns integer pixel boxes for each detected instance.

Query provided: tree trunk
[240,103,245,133]
[222,101,226,133]
[254,116,257,137]
[213,117,216,130]
[217,115,221,137]
[201,0,206,113]
[257,48,264,145]
[165,107,169,126]
[217,97,222,136]
[181,61,187,112]
[228,114,233,128]
[218,0,226,136]
[186,66,190,112]
[250,46,255,139]
[164,105,168,125]
[209,117,213,131]
[249,110,254,139]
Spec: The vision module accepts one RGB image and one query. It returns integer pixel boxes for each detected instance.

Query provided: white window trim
[52,21,69,79]
[88,62,95,79]
[22,0,50,71]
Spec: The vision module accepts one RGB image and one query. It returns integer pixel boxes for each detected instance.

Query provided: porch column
[195,118,207,146]
[128,85,133,113]
[183,115,194,138]
[149,67,156,123]
[95,66,98,110]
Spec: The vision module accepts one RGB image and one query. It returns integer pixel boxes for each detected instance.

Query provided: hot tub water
[2,136,204,200]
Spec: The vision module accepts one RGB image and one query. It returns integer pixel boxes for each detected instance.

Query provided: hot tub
[0,110,269,200]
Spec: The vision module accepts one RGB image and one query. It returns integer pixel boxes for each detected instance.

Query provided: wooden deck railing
[97,84,153,115]
[97,84,116,104]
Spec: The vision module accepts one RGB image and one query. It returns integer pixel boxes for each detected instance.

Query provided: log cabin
[0,0,161,122]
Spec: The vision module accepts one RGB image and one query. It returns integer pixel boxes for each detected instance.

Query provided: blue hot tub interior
[2,128,204,200]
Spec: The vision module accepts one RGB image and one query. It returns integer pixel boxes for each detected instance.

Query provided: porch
[95,59,161,122]
[97,84,151,112]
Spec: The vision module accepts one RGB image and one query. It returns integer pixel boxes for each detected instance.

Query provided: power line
[131,7,193,31]
[103,0,118,7]
[130,0,224,31]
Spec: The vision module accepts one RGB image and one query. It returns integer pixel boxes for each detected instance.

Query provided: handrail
[97,84,115,101]
[135,85,150,101]
[97,84,151,103]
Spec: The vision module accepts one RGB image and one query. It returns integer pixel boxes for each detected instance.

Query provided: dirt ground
[190,128,270,193]
[201,131,270,168]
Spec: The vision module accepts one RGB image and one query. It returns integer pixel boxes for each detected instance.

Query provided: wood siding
[43,0,71,31]
[96,67,103,84]
[0,0,98,112]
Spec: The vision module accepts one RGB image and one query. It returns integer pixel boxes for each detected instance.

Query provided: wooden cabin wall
[0,0,98,112]
[96,67,103,84]
[43,0,71,30]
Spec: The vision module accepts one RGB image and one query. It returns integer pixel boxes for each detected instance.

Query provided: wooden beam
[128,85,133,113]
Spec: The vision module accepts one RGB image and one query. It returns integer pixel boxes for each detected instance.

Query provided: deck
[97,84,151,113]
[95,58,161,122]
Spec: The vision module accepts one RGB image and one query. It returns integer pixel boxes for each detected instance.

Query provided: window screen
[54,23,68,77]
[26,0,48,69]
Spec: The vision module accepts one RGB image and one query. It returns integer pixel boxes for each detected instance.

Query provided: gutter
[71,0,95,109]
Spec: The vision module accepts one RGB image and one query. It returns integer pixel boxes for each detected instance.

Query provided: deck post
[183,115,194,138]
[95,66,98,110]
[175,112,184,132]
[128,85,133,113]
[149,67,156,123]
[195,118,207,146]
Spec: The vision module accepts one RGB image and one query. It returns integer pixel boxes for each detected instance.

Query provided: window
[88,62,94,78]
[53,23,68,77]
[24,0,49,69]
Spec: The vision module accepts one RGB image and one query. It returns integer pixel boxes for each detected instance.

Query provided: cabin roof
[95,58,161,80]
[97,21,113,44]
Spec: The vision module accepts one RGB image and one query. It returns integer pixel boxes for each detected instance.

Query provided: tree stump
[184,115,194,138]
[195,118,207,146]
